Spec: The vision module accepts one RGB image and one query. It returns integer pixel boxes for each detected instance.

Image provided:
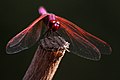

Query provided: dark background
[0,0,120,80]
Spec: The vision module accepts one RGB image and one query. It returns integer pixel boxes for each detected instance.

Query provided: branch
[23,36,69,80]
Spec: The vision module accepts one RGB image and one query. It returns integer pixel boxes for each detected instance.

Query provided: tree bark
[23,36,69,80]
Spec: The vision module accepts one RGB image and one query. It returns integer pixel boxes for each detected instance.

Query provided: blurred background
[0,0,120,80]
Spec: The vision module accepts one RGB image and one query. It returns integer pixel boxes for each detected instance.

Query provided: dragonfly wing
[6,14,48,54]
[57,22,101,60]
[56,16,111,60]
[56,16,112,55]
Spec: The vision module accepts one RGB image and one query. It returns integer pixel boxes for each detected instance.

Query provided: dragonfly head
[49,20,60,32]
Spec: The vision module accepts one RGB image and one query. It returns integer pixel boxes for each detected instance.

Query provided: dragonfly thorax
[49,20,60,32]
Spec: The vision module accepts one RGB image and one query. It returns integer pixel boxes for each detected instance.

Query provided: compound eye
[49,20,56,28]
[54,21,60,27]
[51,20,56,24]
[56,21,60,25]
[49,20,60,31]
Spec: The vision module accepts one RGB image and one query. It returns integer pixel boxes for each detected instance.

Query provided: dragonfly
[6,6,112,61]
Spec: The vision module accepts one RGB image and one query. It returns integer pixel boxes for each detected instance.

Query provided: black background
[0,0,120,80]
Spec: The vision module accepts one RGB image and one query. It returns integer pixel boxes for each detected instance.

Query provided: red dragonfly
[6,7,112,61]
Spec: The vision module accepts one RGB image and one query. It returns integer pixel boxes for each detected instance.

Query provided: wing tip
[101,43,112,55]
[6,48,21,54]
[6,43,21,54]
[6,46,14,54]
[6,48,14,54]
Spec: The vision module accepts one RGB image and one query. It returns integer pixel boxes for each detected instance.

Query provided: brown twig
[23,36,69,80]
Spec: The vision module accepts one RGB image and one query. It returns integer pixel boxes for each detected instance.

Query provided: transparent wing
[56,16,112,60]
[6,14,48,54]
